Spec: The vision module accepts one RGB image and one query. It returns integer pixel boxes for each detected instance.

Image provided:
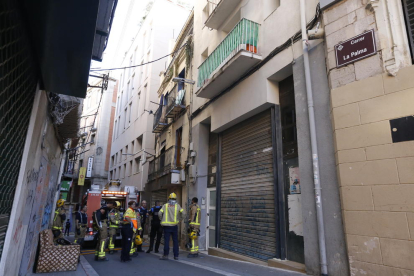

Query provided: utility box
[189,165,197,178]
[180,169,186,181]
[171,170,181,184]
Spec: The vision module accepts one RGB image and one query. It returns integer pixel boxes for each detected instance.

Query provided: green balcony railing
[197,18,260,88]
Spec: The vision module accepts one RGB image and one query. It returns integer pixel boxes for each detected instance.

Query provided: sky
[90,0,194,80]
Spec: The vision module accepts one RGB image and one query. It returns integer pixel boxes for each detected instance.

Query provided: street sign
[78,167,86,186]
[335,29,377,67]
[86,156,93,178]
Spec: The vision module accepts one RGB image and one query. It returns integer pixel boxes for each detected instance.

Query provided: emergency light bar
[102,191,128,195]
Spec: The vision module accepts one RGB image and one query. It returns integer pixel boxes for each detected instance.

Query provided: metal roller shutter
[220,110,277,261]
[403,0,414,61]
[151,189,168,207]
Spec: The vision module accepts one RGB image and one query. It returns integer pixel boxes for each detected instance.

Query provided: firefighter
[74,205,88,247]
[108,201,121,254]
[131,206,142,257]
[146,200,162,253]
[121,201,138,262]
[188,197,201,258]
[158,193,184,260]
[52,199,66,245]
[94,205,109,261]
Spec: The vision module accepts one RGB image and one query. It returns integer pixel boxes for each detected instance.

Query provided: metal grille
[220,110,277,261]
[0,0,38,258]
[403,0,414,62]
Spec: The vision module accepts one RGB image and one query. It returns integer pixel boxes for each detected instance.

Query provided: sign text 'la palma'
[335,29,377,68]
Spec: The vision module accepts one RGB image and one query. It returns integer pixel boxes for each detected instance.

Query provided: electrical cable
[90,43,188,72]
[191,3,321,120]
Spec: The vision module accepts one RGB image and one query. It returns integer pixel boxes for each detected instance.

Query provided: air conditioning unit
[171,171,180,184]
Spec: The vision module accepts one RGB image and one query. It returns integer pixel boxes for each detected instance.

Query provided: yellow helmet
[56,199,65,207]
[115,201,121,208]
[134,235,142,245]
[189,231,197,240]
[168,192,177,200]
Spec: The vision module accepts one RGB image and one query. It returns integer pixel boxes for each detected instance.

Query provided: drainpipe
[299,1,328,275]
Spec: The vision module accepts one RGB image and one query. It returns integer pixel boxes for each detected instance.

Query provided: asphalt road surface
[84,249,305,276]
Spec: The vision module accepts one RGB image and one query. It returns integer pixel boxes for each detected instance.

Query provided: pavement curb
[79,255,99,276]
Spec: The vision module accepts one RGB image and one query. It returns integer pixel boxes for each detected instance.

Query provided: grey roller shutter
[151,189,168,207]
[403,0,414,61]
[220,110,277,261]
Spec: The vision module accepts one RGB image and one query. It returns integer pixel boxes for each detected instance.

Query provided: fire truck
[82,181,139,242]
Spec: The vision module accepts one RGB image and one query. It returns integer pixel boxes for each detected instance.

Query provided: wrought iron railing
[197,18,260,87]
[166,85,186,118]
[148,146,181,181]
[152,105,168,132]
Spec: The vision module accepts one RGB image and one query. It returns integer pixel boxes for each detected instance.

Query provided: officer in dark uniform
[146,200,163,253]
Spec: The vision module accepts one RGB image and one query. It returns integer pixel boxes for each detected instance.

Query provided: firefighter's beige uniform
[108,207,121,253]
[189,203,201,255]
[94,209,109,260]
[52,199,66,243]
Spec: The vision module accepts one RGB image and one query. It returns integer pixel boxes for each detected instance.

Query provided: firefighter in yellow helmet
[158,192,184,260]
[188,197,201,258]
[108,201,121,254]
[52,199,66,244]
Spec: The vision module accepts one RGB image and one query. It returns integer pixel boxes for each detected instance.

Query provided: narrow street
[83,249,304,276]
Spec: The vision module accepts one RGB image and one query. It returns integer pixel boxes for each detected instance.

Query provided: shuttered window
[403,0,414,61]
[151,189,168,207]
[220,110,277,261]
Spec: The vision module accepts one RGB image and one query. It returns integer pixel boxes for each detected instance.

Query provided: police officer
[52,199,66,245]
[159,193,184,260]
[74,205,88,247]
[121,201,137,262]
[94,203,111,262]
[108,201,121,254]
[188,197,201,258]
[146,200,163,253]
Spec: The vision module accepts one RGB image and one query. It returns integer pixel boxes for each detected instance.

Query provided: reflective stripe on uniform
[190,207,201,226]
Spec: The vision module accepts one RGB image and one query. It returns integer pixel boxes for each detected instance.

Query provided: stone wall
[331,63,414,275]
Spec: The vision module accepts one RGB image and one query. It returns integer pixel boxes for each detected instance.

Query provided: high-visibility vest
[159,203,183,226]
[124,207,138,229]
[189,204,201,226]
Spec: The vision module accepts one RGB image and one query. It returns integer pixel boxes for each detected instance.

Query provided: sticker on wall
[289,167,301,194]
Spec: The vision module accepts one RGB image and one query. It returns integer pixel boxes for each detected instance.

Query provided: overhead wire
[90,42,188,72]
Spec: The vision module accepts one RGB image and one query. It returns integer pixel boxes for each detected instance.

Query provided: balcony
[204,0,242,30]
[152,105,168,133]
[148,146,182,182]
[197,18,262,99]
[166,85,186,118]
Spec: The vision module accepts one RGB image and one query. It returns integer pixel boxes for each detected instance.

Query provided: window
[130,75,135,99]
[123,164,126,178]
[139,60,144,85]
[113,120,117,141]
[116,153,118,164]
[125,145,129,159]
[137,92,141,118]
[146,51,151,78]
[114,168,116,179]
[111,155,115,167]
[120,150,123,162]
[132,140,135,154]
[126,81,130,100]
[129,160,133,176]
[118,166,121,178]
[79,159,84,169]
[141,85,147,115]
[128,102,132,124]
[91,134,95,144]
[201,47,208,63]
[118,116,121,136]
[81,138,86,146]
[110,170,113,180]
[124,108,127,129]
[129,55,133,78]
[136,136,143,152]
[135,157,141,173]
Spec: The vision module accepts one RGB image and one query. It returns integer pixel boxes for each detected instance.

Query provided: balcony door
[175,128,182,168]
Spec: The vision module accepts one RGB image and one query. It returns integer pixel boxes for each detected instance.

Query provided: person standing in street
[94,205,109,261]
[52,199,66,244]
[146,200,162,253]
[108,201,121,254]
[158,193,184,260]
[74,205,88,247]
[64,219,71,236]
[137,200,148,252]
[188,197,201,258]
[121,201,137,262]
[131,206,142,257]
